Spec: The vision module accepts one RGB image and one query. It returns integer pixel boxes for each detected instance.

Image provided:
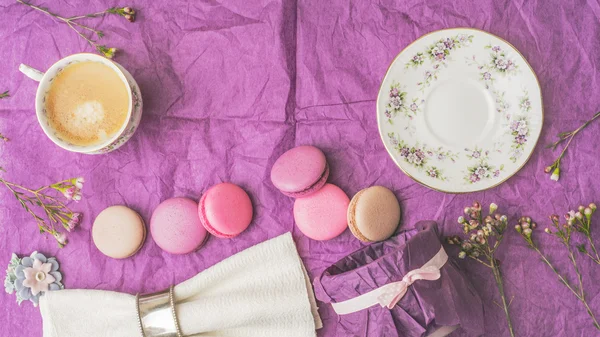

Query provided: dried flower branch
[0,91,8,169]
[515,215,600,330]
[447,201,515,337]
[0,135,8,172]
[566,204,600,264]
[0,177,84,247]
[16,1,136,59]
[545,111,600,181]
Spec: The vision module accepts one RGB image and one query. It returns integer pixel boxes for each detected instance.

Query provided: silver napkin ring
[136,285,183,337]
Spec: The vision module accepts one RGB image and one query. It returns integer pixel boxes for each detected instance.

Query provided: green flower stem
[3,178,68,195]
[66,21,99,50]
[0,178,57,235]
[470,228,514,337]
[566,246,583,293]
[453,204,514,336]
[565,243,600,330]
[529,242,600,330]
[469,255,492,268]
[584,235,600,264]
[548,111,600,174]
[486,233,515,337]
[529,244,580,297]
[67,10,113,21]
[17,1,114,57]
[0,177,75,247]
[68,20,102,35]
[491,257,515,337]
[550,111,600,150]
[518,214,600,331]
[575,217,600,264]
[1,91,9,143]
[17,1,100,38]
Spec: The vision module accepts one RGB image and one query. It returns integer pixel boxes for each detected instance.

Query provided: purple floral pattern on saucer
[384,82,423,124]
[466,45,519,89]
[406,33,474,69]
[463,147,503,184]
[388,132,460,181]
[406,33,474,92]
[507,91,532,162]
[464,160,503,184]
[465,147,488,160]
[508,117,529,162]
[519,92,532,112]
[486,45,518,74]
[493,90,511,120]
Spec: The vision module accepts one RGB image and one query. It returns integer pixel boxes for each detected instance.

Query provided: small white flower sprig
[0,177,84,247]
[515,212,600,330]
[16,1,137,59]
[569,204,600,264]
[545,111,600,181]
[446,201,515,337]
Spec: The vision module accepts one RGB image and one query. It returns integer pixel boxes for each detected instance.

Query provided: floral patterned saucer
[377,28,542,193]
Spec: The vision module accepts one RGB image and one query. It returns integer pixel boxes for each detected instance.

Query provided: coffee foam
[63,101,115,143]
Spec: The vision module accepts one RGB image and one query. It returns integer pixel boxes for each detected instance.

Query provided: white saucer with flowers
[377,28,542,193]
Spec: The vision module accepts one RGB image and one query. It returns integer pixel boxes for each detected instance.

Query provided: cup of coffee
[19,53,143,154]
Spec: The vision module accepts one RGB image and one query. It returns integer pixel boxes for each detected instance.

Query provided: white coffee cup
[19,53,143,154]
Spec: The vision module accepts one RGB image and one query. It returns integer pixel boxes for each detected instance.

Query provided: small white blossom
[550,167,560,181]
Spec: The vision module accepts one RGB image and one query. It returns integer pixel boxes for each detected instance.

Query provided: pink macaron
[199,183,253,238]
[270,145,329,198]
[150,197,208,254]
[293,183,350,241]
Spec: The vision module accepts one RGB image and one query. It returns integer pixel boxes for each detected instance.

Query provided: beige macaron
[92,205,146,259]
[347,186,401,242]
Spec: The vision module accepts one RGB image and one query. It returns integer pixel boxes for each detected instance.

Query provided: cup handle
[19,64,45,82]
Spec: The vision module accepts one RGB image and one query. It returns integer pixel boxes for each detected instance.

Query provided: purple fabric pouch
[313,221,484,337]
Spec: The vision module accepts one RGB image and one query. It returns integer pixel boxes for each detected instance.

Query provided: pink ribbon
[330,246,448,316]
[375,265,441,309]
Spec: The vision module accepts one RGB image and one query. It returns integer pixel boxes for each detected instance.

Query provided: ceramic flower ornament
[4,252,64,306]
[23,259,56,295]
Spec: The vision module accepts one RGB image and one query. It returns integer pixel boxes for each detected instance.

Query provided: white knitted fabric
[40,233,321,337]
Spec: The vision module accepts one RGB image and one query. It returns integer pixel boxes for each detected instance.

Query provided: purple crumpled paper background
[1,0,600,336]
